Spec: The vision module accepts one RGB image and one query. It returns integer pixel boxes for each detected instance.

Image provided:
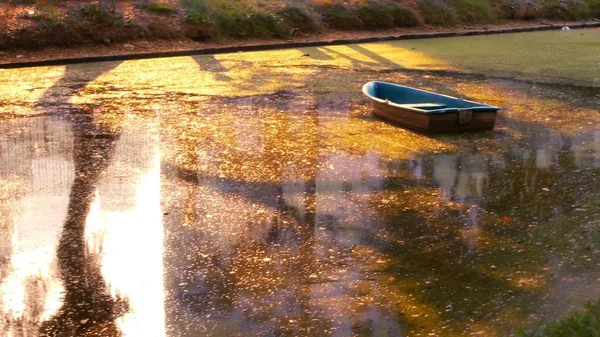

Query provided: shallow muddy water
[0,35,599,336]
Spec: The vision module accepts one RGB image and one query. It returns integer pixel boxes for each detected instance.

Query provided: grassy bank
[0,0,599,50]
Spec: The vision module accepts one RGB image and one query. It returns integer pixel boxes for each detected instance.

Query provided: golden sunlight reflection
[65,42,458,104]
[447,81,600,134]
[355,43,455,70]
[0,66,66,117]
[83,118,165,337]
[161,110,319,183]
[320,117,455,158]
[159,102,454,186]
[0,117,73,334]
[71,53,316,101]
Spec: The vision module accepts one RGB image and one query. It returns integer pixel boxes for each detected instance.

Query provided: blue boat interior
[363,81,499,114]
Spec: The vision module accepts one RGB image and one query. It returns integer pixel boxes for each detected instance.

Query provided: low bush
[388,4,422,27]
[69,3,124,27]
[185,8,286,40]
[418,0,460,26]
[185,8,211,25]
[183,0,321,39]
[357,2,398,29]
[224,11,284,38]
[1,2,142,49]
[19,1,63,23]
[2,0,597,51]
[184,8,215,39]
[139,2,178,15]
[491,0,522,19]
[450,0,498,23]
[6,20,142,49]
[278,5,320,33]
[589,0,600,16]
[318,1,420,30]
[492,0,563,21]
[357,2,421,29]
[317,2,362,30]
[517,0,544,20]
[540,0,590,19]
[141,17,181,38]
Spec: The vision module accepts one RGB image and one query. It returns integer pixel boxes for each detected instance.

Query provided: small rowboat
[362,81,500,133]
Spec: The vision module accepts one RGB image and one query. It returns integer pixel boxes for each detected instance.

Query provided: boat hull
[370,99,497,133]
[363,81,500,133]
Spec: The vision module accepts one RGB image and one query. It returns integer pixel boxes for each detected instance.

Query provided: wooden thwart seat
[397,103,447,110]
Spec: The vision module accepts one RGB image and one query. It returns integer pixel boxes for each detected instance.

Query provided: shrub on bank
[278,6,320,34]
[185,0,420,40]
[317,0,421,30]
[139,2,178,15]
[0,0,598,51]
[183,1,320,40]
[420,0,593,22]
[183,7,216,40]
[517,0,543,19]
[540,0,590,19]
[72,3,125,26]
[418,0,461,26]
[589,0,600,16]
[449,0,498,23]
[218,11,285,39]
[490,0,595,20]
[357,2,421,28]
[490,0,543,20]
[317,2,362,30]
[2,3,141,49]
[185,7,286,40]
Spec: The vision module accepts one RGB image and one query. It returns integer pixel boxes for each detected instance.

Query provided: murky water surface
[0,37,599,337]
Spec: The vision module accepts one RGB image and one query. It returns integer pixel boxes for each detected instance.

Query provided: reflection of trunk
[295,93,319,335]
[303,95,319,229]
[39,111,125,337]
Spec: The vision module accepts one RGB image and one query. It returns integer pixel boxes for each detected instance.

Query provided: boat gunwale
[362,81,501,115]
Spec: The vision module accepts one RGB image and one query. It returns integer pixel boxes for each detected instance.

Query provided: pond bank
[1,20,599,69]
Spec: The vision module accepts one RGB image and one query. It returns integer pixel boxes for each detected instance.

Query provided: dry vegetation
[0,0,598,50]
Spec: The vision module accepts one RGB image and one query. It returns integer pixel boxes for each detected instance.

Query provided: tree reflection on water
[39,108,128,336]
